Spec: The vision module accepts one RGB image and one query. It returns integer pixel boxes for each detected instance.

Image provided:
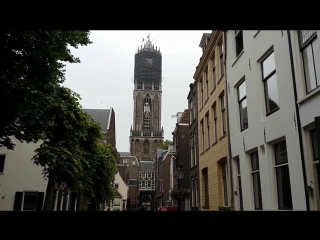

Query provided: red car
[157,206,177,211]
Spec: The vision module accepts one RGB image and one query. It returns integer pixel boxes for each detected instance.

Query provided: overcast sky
[63,30,211,152]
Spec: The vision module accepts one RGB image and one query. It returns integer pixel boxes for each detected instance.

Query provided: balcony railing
[131,130,163,137]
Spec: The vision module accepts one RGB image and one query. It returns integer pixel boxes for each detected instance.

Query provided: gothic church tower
[129,35,163,161]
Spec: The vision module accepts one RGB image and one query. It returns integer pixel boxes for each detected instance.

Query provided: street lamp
[176,164,185,211]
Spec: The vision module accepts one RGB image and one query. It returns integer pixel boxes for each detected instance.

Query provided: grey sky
[63,30,210,152]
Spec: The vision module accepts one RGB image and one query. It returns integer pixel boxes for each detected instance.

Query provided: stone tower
[129,34,164,161]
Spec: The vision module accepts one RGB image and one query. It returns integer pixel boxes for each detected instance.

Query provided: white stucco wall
[226,30,307,210]
[0,138,47,210]
[290,30,320,210]
[110,172,128,211]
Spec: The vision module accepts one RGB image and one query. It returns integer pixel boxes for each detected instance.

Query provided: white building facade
[108,172,128,211]
[226,30,308,210]
[0,138,47,211]
[290,30,320,210]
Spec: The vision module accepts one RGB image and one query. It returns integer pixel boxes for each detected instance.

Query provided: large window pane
[251,152,259,171]
[238,176,243,211]
[262,52,276,78]
[303,44,317,92]
[313,38,320,88]
[300,30,316,45]
[252,172,262,209]
[238,81,246,100]
[275,165,292,209]
[311,130,319,160]
[265,74,279,113]
[23,192,38,211]
[240,99,248,130]
[275,141,288,165]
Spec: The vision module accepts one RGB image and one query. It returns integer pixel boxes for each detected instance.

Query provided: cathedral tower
[129,35,164,161]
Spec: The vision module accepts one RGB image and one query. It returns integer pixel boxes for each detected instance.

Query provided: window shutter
[36,192,45,211]
[13,192,23,211]
[315,117,320,158]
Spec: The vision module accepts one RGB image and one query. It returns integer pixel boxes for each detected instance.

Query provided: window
[189,99,193,124]
[213,104,217,142]
[151,181,155,189]
[311,129,319,160]
[238,80,248,130]
[144,82,152,90]
[206,113,210,148]
[143,141,150,154]
[23,192,39,211]
[147,181,151,188]
[212,57,216,90]
[310,129,320,196]
[139,181,142,188]
[115,183,119,189]
[299,30,319,93]
[193,94,196,121]
[147,172,151,178]
[143,94,151,130]
[201,120,204,152]
[274,141,292,210]
[13,191,44,211]
[221,161,228,206]
[152,172,155,179]
[236,158,243,211]
[251,151,262,210]
[200,80,204,107]
[220,94,226,135]
[154,83,159,90]
[235,30,244,57]
[202,168,209,207]
[191,178,195,207]
[262,52,279,114]
[194,130,197,166]
[143,172,146,178]
[219,43,224,78]
[0,155,5,172]
[132,160,136,166]
[139,172,142,179]
[206,71,209,100]
[137,82,142,89]
[190,134,194,168]
[195,176,198,207]
[141,180,146,188]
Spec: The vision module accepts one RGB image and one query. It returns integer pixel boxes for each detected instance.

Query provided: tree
[0,30,92,149]
[88,144,118,209]
[32,86,95,211]
[161,139,173,150]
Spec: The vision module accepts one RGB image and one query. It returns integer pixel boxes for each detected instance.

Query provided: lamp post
[176,164,185,211]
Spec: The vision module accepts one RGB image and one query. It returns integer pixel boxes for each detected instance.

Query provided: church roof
[83,108,113,133]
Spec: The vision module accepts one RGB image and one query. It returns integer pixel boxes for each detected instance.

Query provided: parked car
[157,206,177,211]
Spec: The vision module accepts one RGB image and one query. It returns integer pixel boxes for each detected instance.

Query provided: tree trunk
[62,190,69,211]
[70,192,77,211]
[56,189,63,211]
[43,175,55,211]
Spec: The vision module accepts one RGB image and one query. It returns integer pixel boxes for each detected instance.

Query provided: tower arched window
[143,140,150,155]
[143,94,152,130]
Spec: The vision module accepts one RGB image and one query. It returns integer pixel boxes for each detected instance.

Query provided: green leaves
[161,139,173,150]
[0,30,92,149]
[1,30,118,208]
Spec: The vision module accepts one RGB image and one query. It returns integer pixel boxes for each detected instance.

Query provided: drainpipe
[223,30,235,210]
[287,30,310,211]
